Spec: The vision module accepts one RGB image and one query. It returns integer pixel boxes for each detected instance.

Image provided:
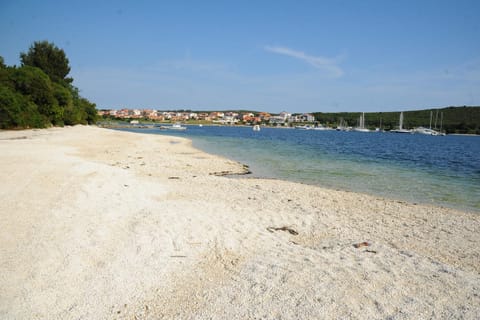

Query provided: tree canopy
[20,41,72,84]
[0,41,97,129]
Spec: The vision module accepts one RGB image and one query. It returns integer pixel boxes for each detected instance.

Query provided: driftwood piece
[267,226,299,235]
[353,242,370,248]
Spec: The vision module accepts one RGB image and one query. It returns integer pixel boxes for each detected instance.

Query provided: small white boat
[354,128,371,132]
[171,123,187,130]
[160,123,187,130]
[390,128,412,133]
[295,125,312,130]
[312,125,332,131]
[253,124,261,131]
[412,127,440,135]
[311,122,332,130]
[336,126,352,131]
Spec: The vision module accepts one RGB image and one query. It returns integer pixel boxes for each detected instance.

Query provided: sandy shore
[1,126,479,319]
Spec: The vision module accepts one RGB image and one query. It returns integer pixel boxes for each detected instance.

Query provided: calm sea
[119,125,480,213]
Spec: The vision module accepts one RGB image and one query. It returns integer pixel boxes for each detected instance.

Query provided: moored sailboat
[353,112,370,132]
[391,112,412,133]
[412,111,446,136]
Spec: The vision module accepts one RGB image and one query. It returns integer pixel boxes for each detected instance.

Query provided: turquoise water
[120,126,480,212]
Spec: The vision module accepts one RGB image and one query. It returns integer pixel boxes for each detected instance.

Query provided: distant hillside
[312,106,480,134]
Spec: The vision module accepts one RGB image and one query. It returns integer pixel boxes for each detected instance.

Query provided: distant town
[98,109,314,126]
[97,106,480,134]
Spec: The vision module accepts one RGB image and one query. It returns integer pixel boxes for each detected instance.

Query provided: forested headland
[313,106,480,134]
[0,41,97,129]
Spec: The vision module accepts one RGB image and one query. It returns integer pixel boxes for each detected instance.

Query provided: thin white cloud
[264,45,344,77]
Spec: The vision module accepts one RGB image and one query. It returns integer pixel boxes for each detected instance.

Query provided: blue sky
[1,0,479,113]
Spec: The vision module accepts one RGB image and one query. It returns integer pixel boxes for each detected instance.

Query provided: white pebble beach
[1,125,479,319]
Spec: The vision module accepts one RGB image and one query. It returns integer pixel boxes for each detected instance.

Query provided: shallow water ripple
[120,126,480,212]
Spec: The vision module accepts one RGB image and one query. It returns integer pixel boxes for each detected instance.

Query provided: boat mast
[440,112,444,132]
[429,111,432,129]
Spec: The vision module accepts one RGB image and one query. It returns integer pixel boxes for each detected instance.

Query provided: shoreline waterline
[117,126,480,214]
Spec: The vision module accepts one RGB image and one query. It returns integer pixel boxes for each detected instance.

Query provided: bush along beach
[0,41,97,129]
